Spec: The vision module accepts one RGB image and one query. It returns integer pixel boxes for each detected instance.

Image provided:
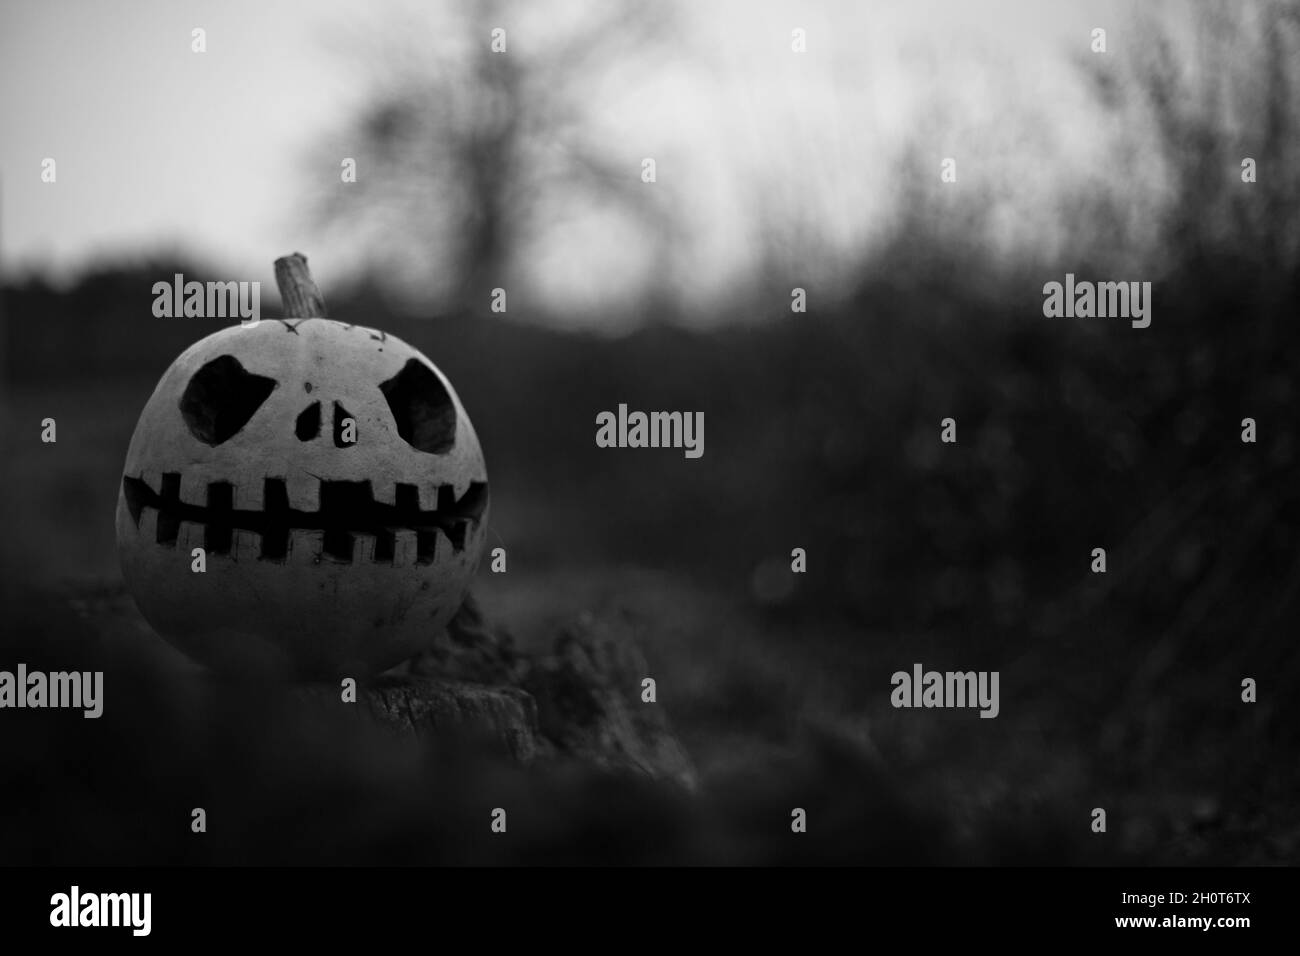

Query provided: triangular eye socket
[379,358,457,454]
[180,354,278,446]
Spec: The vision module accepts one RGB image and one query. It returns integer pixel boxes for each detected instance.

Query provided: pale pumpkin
[115,296,488,677]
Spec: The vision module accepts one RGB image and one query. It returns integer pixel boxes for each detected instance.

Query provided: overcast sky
[3,0,1149,322]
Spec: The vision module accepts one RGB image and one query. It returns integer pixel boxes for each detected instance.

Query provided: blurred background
[0,0,1297,864]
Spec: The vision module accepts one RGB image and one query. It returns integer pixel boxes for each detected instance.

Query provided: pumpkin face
[115,318,488,677]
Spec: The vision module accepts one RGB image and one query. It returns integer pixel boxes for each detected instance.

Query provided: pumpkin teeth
[350,533,378,564]
[286,473,320,512]
[391,529,419,567]
[232,529,261,561]
[234,479,264,511]
[287,529,324,566]
[177,520,206,554]
[121,473,488,565]
[178,472,208,507]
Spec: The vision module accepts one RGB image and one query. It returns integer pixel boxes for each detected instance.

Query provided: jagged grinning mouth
[122,473,488,564]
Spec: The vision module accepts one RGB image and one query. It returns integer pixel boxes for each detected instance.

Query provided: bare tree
[314,0,684,320]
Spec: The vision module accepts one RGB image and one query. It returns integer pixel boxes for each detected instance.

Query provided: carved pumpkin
[115,314,488,677]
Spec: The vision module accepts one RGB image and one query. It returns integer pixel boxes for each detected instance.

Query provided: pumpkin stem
[274,252,328,319]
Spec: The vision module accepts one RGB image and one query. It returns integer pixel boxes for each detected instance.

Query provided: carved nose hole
[295,401,322,441]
